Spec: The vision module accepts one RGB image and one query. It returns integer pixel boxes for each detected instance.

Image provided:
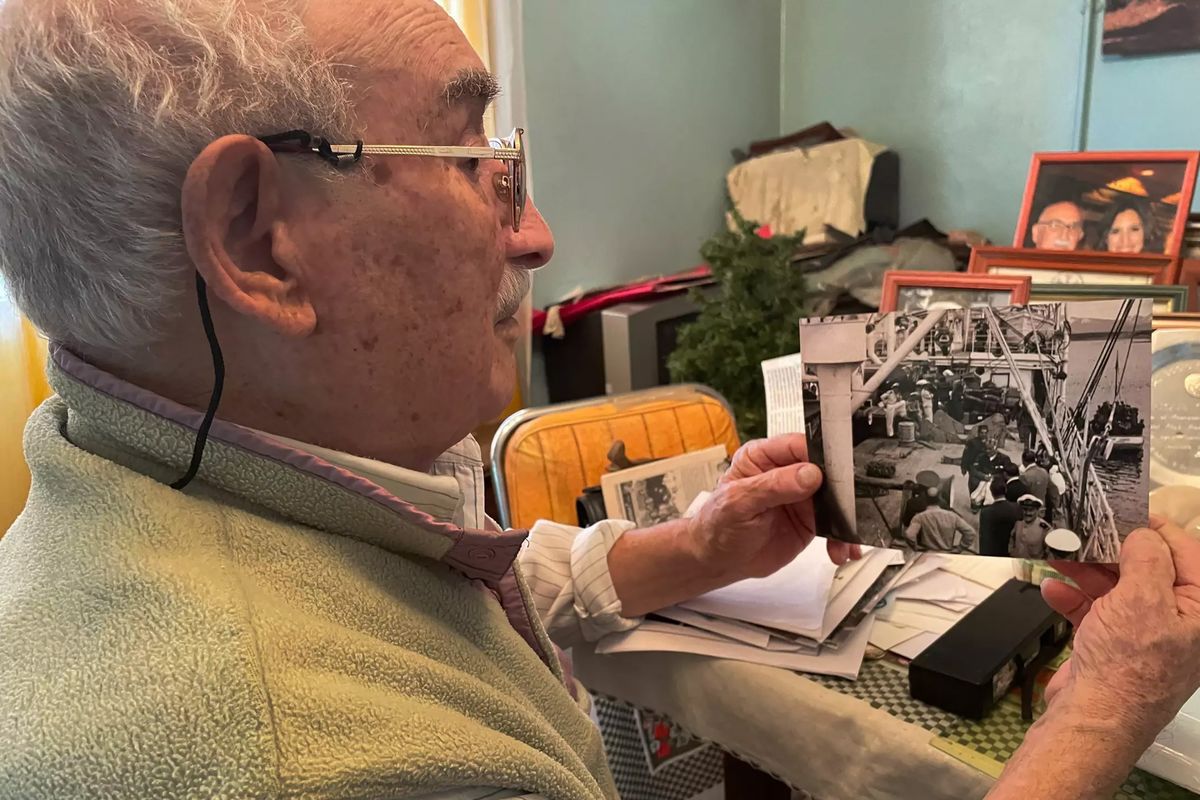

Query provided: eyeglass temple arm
[257,130,518,166]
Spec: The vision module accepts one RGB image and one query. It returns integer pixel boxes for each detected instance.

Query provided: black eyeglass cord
[170,272,226,491]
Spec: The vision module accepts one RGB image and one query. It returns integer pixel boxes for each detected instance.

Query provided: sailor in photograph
[915,379,936,422]
[867,382,908,437]
[1019,450,1050,503]
[961,425,990,493]
[1010,495,1053,559]
[979,485,1022,557]
[1046,528,1083,560]
[904,494,977,554]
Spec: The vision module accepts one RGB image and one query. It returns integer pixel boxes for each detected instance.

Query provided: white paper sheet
[923,599,979,613]
[887,554,951,592]
[804,548,895,641]
[654,607,772,649]
[868,619,925,651]
[680,541,840,635]
[877,599,971,635]
[596,615,876,680]
[892,570,993,605]
[761,353,807,438]
[891,631,940,660]
[940,556,1017,590]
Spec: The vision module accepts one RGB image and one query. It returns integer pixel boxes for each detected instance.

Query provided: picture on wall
[1014,152,1200,256]
[1104,0,1200,57]
[798,300,1151,563]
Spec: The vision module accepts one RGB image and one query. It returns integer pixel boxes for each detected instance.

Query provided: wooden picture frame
[1015,150,1200,256]
[1029,283,1189,315]
[968,245,1180,285]
[878,270,1031,313]
[1175,258,1200,311]
[1153,312,1200,330]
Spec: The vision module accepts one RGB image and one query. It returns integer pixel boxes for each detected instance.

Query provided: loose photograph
[799,300,1151,562]
[1015,152,1199,256]
[600,445,730,527]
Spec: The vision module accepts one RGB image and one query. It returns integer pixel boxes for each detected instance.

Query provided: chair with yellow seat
[489,384,740,530]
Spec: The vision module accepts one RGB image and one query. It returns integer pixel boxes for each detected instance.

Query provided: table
[575,647,1194,800]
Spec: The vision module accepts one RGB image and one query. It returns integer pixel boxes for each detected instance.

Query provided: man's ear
[181,134,316,337]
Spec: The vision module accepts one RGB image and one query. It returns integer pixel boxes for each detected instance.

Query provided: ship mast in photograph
[801,300,1149,562]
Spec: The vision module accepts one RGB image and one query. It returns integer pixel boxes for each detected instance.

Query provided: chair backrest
[490,384,741,530]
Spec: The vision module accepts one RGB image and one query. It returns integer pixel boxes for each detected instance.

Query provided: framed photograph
[969,245,1179,285]
[1153,312,1200,330]
[1014,151,1199,256]
[798,300,1151,563]
[1104,0,1200,57]
[1177,257,1200,310]
[1030,283,1189,315]
[879,271,1031,314]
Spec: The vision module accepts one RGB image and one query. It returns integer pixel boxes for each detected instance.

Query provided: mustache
[495,267,531,322]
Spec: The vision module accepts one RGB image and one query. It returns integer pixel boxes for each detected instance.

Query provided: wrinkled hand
[1041,517,1200,738]
[686,435,861,586]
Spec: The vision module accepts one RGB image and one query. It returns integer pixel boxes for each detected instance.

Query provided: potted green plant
[668,211,808,439]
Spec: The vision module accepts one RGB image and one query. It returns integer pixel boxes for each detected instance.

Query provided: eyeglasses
[1034,219,1083,235]
[257,127,528,232]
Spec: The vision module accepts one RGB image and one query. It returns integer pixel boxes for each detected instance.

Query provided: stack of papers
[595,540,907,680]
[869,555,1014,659]
[596,546,1014,679]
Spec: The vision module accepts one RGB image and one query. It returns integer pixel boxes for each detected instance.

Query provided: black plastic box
[908,579,1070,720]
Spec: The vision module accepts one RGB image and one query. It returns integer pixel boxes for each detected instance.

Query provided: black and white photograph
[600,445,730,528]
[894,287,1013,314]
[799,300,1152,562]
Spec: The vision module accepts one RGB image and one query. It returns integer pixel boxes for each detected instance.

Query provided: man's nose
[506,197,555,271]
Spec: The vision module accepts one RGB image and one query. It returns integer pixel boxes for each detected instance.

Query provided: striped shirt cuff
[521,518,641,647]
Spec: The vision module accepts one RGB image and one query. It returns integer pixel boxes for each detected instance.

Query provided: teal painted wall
[780,0,1200,242]
[1087,36,1200,152]
[523,0,782,307]
[780,0,1092,244]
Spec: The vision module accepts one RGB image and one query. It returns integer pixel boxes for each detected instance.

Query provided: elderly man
[0,2,1198,800]
[1030,198,1086,251]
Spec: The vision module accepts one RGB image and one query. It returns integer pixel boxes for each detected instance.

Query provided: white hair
[0,0,357,352]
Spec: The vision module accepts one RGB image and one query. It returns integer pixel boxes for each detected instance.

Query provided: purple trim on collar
[497,568,558,674]
[443,527,528,583]
[50,346,529,577]
[556,644,580,702]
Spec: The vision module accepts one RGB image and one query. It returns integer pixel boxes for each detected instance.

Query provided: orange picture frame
[1014,150,1200,256]
[968,246,1180,286]
[879,271,1032,313]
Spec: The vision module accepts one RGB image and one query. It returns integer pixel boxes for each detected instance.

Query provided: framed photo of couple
[1014,151,1200,257]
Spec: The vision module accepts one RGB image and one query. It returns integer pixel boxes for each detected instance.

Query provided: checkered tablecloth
[593,695,723,800]
[813,658,1194,800]
[587,654,1194,800]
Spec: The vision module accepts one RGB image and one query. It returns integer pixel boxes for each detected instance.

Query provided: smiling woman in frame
[1015,151,1200,257]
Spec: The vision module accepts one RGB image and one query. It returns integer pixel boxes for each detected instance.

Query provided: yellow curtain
[0,297,49,533]
[441,0,497,137]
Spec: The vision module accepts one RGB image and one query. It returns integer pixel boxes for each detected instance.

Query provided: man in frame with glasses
[0,2,1199,800]
[1029,197,1087,251]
